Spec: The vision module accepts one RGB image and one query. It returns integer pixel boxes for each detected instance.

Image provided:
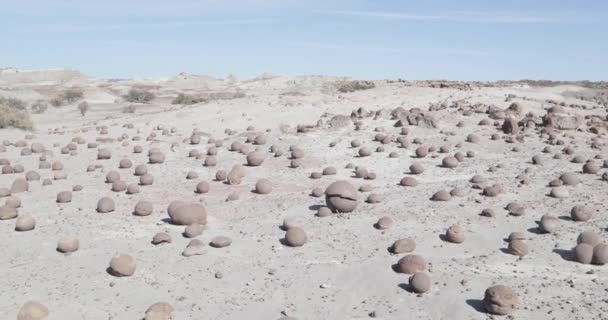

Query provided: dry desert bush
[51,87,84,106]
[30,100,48,114]
[124,87,155,103]
[0,103,33,130]
[0,96,27,110]
[336,80,375,93]
[77,101,90,116]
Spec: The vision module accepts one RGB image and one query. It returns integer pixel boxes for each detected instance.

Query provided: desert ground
[1,69,608,319]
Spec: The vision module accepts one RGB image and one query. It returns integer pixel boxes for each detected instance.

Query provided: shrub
[78,101,90,116]
[50,97,63,107]
[336,80,375,93]
[172,93,205,105]
[125,88,155,103]
[30,100,48,114]
[51,87,84,107]
[0,104,33,130]
[0,97,27,110]
[63,88,84,103]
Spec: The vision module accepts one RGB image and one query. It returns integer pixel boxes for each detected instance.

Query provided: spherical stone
[105,170,120,183]
[126,183,140,194]
[583,161,600,174]
[17,301,49,320]
[539,215,558,233]
[134,164,148,176]
[409,163,424,174]
[350,140,361,147]
[311,187,324,197]
[325,181,358,213]
[317,207,332,217]
[442,156,458,168]
[397,254,427,274]
[560,172,580,186]
[391,238,416,254]
[483,184,504,197]
[366,193,383,204]
[285,227,307,247]
[25,171,40,181]
[400,176,418,187]
[573,243,593,264]
[56,191,72,203]
[185,171,198,180]
[415,146,429,158]
[549,187,569,199]
[389,151,399,158]
[5,196,21,208]
[0,205,18,220]
[144,302,174,320]
[215,170,228,181]
[322,166,337,175]
[255,179,272,194]
[54,171,67,180]
[111,180,127,192]
[246,151,265,166]
[483,285,519,315]
[354,167,368,179]
[57,236,79,254]
[151,232,172,245]
[149,152,165,164]
[450,187,466,197]
[508,240,528,256]
[97,197,115,213]
[133,201,153,216]
[140,174,154,186]
[119,159,133,169]
[310,172,322,179]
[168,202,208,225]
[578,231,602,246]
[593,243,608,265]
[203,156,217,167]
[195,181,210,194]
[374,216,394,229]
[182,239,206,256]
[97,148,112,160]
[446,224,465,243]
[571,204,591,222]
[508,232,526,242]
[409,272,431,293]
[109,253,136,277]
[431,190,451,201]
[15,214,36,231]
[10,178,28,193]
[183,224,203,238]
[210,236,232,248]
[358,147,372,157]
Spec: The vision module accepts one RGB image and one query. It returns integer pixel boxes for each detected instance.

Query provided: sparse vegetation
[30,100,48,114]
[124,88,155,103]
[0,103,33,130]
[171,91,246,105]
[50,87,84,107]
[336,80,375,93]
[78,101,90,116]
[172,93,205,105]
[0,97,27,110]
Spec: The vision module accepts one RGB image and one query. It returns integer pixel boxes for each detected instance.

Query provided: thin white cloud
[15,19,275,33]
[322,10,575,24]
[288,41,489,57]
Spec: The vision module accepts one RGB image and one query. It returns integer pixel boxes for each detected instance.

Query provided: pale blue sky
[1,0,606,80]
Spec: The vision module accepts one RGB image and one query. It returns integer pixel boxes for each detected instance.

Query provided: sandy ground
[1,70,608,319]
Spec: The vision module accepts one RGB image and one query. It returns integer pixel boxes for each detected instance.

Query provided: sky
[1,0,607,80]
